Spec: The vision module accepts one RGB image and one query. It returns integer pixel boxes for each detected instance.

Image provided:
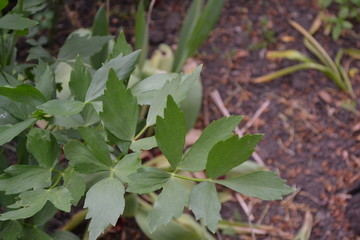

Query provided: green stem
[0,34,5,69]
[48,173,62,189]
[6,35,16,65]
[60,209,88,231]
[133,125,149,141]
[172,173,210,182]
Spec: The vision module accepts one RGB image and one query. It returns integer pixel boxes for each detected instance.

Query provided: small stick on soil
[238,99,270,136]
[235,193,256,240]
[210,90,266,166]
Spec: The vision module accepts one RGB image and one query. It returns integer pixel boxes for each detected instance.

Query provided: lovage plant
[0,1,293,240]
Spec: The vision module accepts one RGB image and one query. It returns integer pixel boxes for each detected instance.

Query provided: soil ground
[18,0,360,239]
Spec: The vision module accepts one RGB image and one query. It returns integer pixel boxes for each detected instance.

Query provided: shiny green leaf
[100,69,138,141]
[155,96,185,169]
[206,134,263,179]
[180,116,242,172]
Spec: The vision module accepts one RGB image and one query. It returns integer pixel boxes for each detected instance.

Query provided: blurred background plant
[318,0,360,40]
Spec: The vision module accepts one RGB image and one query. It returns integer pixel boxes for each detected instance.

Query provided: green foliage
[319,0,359,40]
[0,2,294,239]
[254,20,356,98]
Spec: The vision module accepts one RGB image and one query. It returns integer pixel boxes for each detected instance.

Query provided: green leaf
[0,165,51,194]
[189,181,221,233]
[131,73,178,105]
[0,220,23,240]
[27,128,60,168]
[127,168,171,194]
[206,134,263,179]
[78,127,112,166]
[36,100,85,117]
[180,116,243,172]
[47,186,73,212]
[63,168,86,205]
[109,31,133,59]
[0,190,47,220]
[135,0,148,69]
[135,207,215,240]
[100,69,138,141]
[52,231,80,240]
[85,50,140,102]
[0,14,38,30]
[0,0,8,11]
[0,118,36,145]
[186,0,226,62]
[155,96,185,169]
[0,187,72,220]
[172,0,203,72]
[146,66,202,126]
[91,6,109,69]
[69,56,91,102]
[113,153,141,183]
[22,227,53,240]
[57,34,112,60]
[0,85,47,107]
[215,171,294,200]
[148,178,190,233]
[130,136,157,152]
[64,140,110,174]
[181,77,202,130]
[84,178,125,240]
[31,202,57,226]
[33,61,55,100]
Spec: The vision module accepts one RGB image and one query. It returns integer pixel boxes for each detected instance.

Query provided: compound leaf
[155,96,185,169]
[33,61,55,100]
[148,178,190,233]
[36,100,85,117]
[0,186,72,221]
[69,56,91,102]
[0,118,36,145]
[215,171,294,200]
[85,50,141,102]
[206,134,263,179]
[189,181,221,233]
[84,178,125,240]
[63,168,86,205]
[109,31,133,59]
[27,128,60,168]
[146,66,201,126]
[100,69,138,141]
[0,189,47,220]
[64,140,110,174]
[78,127,112,167]
[113,153,141,183]
[180,116,243,172]
[0,165,51,194]
[47,187,73,212]
[127,168,171,194]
